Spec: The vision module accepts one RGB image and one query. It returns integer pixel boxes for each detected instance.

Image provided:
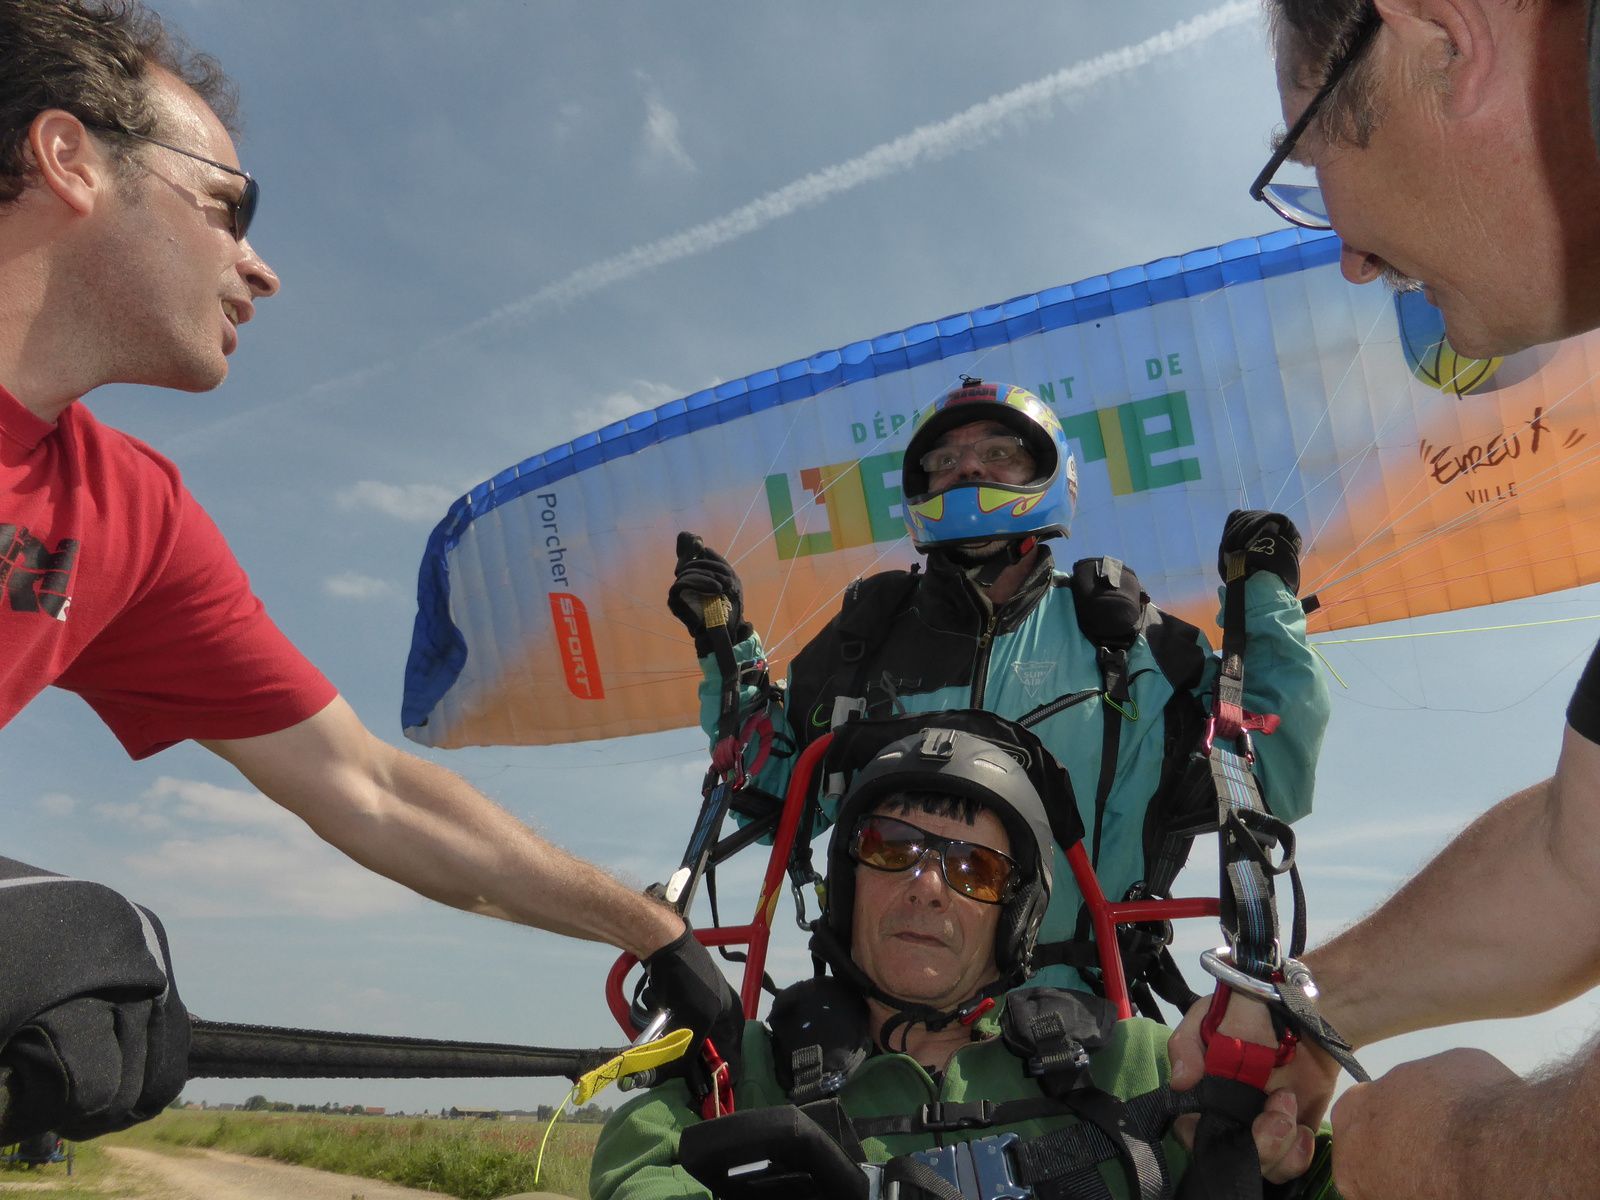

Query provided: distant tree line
[170,1095,617,1122]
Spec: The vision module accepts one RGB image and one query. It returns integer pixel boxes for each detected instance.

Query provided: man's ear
[1373,0,1497,119]
[26,110,109,218]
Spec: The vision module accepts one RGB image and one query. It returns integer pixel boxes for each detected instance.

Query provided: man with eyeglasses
[0,0,735,1143]
[590,720,1310,1200]
[669,381,1327,1031]
[1163,3,1600,1197]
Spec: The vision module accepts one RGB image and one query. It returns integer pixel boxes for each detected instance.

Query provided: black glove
[1217,509,1303,596]
[0,858,190,1142]
[667,532,752,657]
[639,925,744,1095]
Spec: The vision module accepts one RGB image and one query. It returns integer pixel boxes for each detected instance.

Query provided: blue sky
[7,1,1599,1114]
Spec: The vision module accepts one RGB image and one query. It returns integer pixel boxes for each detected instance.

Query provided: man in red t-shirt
[0,0,736,1141]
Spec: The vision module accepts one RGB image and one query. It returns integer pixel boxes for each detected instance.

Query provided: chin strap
[931,535,1040,591]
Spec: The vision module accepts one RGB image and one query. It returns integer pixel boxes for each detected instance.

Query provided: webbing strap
[1013,1087,1202,1200]
[1274,975,1369,1085]
[851,1097,1063,1139]
[1091,661,1126,868]
[882,1154,968,1200]
[1209,552,1290,981]
[1174,1076,1268,1200]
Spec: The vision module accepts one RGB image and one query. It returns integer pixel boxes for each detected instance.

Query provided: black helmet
[810,721,1059,1026]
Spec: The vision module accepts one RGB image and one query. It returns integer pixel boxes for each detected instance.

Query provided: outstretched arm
[1309,725,1600,1046]
[1325,1042,1600,1200]
[203,694,684,959]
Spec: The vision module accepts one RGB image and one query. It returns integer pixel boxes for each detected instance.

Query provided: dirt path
[104,1145,456,1200]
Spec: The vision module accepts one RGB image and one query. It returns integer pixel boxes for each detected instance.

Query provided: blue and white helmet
[901,378,1078,551]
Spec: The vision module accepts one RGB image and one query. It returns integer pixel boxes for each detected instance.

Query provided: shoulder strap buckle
[917,1099,997,1132]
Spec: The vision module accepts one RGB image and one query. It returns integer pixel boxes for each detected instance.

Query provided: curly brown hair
[0,0,238,204]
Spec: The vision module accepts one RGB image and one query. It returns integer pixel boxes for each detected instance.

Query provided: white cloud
[335,480,461,522]
[1296,813,1469,855]
[1295,863,1409,885]
[553,99,584,143]
[38,792,75,817]
[93,799,170,832]
[324,571,397,601]
[146,776,299,831]
[124,833,420,919]
[582,379,684,433]
[94,776,301,833]
[98,775,421,919]
[638,88,696,175]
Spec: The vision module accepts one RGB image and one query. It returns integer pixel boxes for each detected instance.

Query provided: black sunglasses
[1249,9,1381,230]
[849,814,1018,905]
[95,126,258,241]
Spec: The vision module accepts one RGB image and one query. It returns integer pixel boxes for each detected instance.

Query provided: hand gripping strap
[1199,987,1294,1093]
[1175,1076,1269,1200]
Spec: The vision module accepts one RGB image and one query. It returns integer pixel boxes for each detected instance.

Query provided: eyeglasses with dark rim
[848,814,1018,904]
[1249,10,1381,231]
[93,126,258,241]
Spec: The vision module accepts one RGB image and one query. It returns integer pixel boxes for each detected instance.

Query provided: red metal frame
[606,730,1220,1034]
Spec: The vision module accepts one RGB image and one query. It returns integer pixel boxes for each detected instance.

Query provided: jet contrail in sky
[173,2,1257,454]
[449,1,1256,340]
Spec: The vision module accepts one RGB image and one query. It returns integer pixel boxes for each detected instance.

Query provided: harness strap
[1273,972,1369,1085]
[881,1153,970,1200]
[859,1085,1201,1200]
[1091,650,1128,868]
[788,1045,829,1106]
[852,1097,1064,1138]
[1174,1076,1271,1200]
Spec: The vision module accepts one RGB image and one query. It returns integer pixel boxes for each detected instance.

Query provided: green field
[0,1140,110,1200]
[101,1109,603,1199]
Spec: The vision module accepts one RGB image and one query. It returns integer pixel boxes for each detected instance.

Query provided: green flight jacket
[590,1005,1185,1200]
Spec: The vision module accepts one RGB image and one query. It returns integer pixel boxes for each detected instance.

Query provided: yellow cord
[1312,611,1600,648]
[533,1028,694,1186]
[534,1085,576,1186]
[1307,641,1348,690]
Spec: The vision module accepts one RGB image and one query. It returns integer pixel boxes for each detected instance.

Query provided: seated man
[591,719,1311,1200]
[669,378,1328,999]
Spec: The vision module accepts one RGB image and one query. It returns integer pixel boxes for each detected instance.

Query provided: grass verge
[103,1110,601,1199]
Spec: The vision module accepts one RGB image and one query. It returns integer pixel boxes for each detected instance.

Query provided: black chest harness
[679,981,1275,1200]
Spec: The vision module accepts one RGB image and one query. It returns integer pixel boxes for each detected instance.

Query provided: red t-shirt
[0,384,335,758]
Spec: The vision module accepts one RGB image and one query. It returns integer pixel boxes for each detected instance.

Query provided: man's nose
[905,848,951,901]
[240,239,281,299]
[1339,243,1383,286]
[951,447,991,479]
